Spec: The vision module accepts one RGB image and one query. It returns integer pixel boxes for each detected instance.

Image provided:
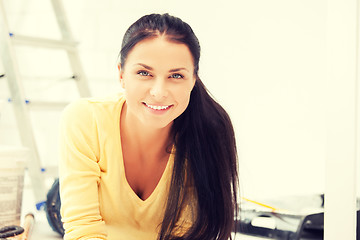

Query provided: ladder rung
[26,100,69,110]
[11,34,77,51]
[40,165,59,178]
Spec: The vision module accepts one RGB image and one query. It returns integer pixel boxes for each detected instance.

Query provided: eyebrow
[135,63,189,73]
[136,63,153,70]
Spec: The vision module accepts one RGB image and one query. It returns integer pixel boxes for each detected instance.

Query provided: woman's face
[119,36,196,129]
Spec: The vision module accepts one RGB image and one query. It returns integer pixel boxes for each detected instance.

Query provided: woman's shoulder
[61,92,125,122]
[86,92,125,104]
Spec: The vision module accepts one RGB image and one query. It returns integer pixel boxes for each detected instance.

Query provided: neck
[120,103,172,162]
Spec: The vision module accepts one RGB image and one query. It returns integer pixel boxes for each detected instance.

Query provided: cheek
[123,83,142,105]
[123,77,145,94]
[174,86,193,107]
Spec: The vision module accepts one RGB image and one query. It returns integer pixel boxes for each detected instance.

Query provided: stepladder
[0,0,91,208]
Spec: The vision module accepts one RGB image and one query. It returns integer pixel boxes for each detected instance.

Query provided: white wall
[0,0,329,200]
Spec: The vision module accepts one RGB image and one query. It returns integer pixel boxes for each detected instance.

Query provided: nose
[149,78,168,100]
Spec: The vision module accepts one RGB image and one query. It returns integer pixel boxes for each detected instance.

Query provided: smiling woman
[59,13,239,240]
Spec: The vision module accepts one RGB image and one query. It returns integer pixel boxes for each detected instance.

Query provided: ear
[118,63,125,89]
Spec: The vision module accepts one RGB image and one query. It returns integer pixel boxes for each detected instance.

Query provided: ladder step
[26,100,69,110]
[10,34,77,51]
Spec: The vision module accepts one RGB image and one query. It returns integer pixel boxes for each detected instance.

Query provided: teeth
[145,103,171,110]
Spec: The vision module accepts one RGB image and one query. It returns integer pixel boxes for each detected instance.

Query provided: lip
[143,102,173,114]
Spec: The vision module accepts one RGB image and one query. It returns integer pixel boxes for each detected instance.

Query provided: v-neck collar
[116,97,174,205]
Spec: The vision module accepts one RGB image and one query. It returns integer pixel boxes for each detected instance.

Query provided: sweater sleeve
[59,99,107,240]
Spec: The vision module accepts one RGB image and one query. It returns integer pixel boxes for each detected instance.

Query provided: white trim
[325,0,358,239]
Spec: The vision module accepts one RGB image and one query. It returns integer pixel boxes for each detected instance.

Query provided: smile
[143,102,173,110]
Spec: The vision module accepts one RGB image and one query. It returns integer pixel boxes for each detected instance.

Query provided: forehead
[124,37,194,70]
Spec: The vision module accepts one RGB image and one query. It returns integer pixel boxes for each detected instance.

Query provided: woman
[59,13,239,240]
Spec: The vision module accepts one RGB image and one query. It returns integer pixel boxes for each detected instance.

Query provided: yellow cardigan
[59,93,195,240]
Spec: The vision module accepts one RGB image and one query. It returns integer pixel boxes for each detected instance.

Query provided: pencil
[20,213,35,240]
[242,197,278,212]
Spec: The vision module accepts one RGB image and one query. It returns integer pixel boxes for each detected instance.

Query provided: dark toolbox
[235,194,360,240]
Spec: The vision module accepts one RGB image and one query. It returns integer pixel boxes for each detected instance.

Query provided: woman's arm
[59,99,107,240]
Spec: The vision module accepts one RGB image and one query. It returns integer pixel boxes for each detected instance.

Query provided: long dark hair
[119,13,239,240]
